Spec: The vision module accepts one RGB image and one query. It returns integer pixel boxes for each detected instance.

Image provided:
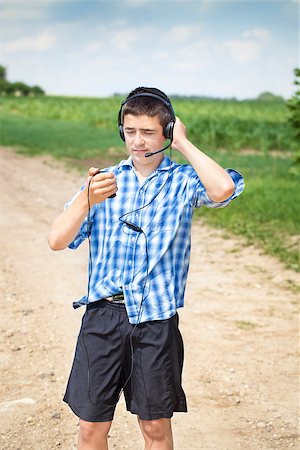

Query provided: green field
[0,95,295,153]
[0,95,299,271]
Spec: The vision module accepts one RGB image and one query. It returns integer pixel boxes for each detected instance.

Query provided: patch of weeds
[235,320,258,330]
[285,279,300,294]
[244,264,263,273]
[228,246,242,253]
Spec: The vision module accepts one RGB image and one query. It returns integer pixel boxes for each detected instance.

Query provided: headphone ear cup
[165,121,174,140]
[119,125,125,142]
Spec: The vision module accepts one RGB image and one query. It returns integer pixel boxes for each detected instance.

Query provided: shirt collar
[156,155,174,171]
[117,156,133,170]
[117,155,174,172]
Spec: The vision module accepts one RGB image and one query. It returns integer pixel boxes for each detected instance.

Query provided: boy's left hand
[171,116,188,152]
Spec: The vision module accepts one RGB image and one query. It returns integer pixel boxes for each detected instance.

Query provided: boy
[48,87,244,450]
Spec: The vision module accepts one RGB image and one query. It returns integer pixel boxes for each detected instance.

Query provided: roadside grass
[0,107,298,272]
[191,152,299,272]
[0,111,124,161]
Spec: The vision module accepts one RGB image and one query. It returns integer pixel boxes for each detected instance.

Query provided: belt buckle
[106,293,125,304]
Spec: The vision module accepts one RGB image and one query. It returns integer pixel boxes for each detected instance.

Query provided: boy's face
[123,114,166,168]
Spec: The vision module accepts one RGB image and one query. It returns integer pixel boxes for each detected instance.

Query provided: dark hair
[122,86,174,130]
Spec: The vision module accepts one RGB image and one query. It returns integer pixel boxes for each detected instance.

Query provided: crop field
[0,95,295,154]
[0,95,299,271]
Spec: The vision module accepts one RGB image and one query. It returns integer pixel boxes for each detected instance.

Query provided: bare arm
[48,169,117,251]
[171,117,235,202]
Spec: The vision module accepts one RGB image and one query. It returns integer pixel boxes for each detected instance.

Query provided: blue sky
[0,0,299,99]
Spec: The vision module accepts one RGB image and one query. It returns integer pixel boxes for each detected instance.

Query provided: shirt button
[131,237,135,241]
[128,260,132,265]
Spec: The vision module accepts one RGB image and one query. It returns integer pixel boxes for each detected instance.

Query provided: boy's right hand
[85,167,118,206]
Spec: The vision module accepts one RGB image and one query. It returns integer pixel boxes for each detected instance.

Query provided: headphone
[118,91,176,142]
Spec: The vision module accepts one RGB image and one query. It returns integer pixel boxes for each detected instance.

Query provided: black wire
[82,174,150,408]
[82,175,100,407]
[122,229,149,393]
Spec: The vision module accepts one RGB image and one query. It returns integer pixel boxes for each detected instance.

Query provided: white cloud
[220,27,271,64]
[175,38,212,65]
[221,39,259,62]
[0,4,45,21]
[111,29,138,50]
[243,27,271,40]
[3,30,56,52]
[84,42,104,53]
[196,0,216,13]
[167,24,203,43]
[153,51,169,61]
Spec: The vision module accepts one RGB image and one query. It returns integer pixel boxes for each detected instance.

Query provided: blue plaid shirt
[66,156,244,324]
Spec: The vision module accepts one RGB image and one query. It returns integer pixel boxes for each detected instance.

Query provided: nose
[133,132,145,147]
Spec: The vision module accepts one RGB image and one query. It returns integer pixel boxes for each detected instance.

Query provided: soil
[0,146,299,450]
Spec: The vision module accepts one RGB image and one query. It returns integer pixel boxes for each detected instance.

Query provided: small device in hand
[95,170,116,198]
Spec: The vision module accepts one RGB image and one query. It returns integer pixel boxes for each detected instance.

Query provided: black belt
[87,293,125,310]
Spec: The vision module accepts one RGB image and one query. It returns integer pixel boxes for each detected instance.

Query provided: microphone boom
[145,141,172,157]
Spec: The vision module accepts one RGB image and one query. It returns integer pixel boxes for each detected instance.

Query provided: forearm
[176,138,235,202]
[48,190,89,251]
[48,169,117,251]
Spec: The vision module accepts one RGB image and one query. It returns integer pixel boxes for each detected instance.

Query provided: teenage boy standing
[48,87,244,450]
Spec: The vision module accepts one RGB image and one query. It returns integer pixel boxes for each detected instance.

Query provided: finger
[94,183,118,196]
[88,167,100,176]
[92,171,116,182]
[92,180,117,193]
[92,178,117,190]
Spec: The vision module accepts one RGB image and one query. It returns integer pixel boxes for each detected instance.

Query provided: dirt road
[0,147,299,449]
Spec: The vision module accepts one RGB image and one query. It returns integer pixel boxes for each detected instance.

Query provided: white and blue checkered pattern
[66,156,244,324]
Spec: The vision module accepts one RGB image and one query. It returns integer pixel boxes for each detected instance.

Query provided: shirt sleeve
[64,186,97,250]
[189,168,245,208]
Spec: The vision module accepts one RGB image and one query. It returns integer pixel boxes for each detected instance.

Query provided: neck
[133,154,164,178]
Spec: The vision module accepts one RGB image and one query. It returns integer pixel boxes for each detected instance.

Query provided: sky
[0,0,299,99]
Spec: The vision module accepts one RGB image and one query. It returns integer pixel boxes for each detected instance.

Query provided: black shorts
[63,300,187,422]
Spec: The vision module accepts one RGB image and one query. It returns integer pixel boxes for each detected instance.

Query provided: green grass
[0,95,296,152]
[0,96,299,271]
[0,110,124,160]
[191,153,299,271]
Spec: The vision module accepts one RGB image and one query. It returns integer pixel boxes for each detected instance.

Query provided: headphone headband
[120,92,175,119]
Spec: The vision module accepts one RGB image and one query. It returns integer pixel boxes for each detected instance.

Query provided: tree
[287,68,300,176]
[257,91,284,102]
[30,85,45,96]
[0,63,46,96]
[287,68,300,140]
[0,78,11,95]
[11,81,31,96]
[0,65,7,80]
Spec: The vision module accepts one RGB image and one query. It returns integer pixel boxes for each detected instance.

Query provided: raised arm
[171,117,235,202]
